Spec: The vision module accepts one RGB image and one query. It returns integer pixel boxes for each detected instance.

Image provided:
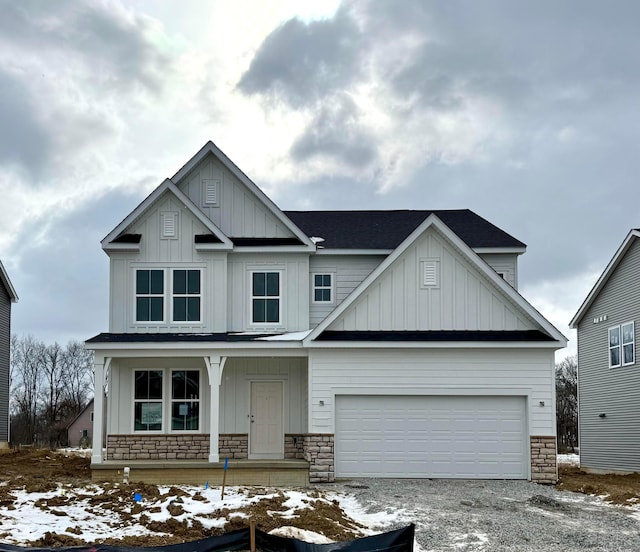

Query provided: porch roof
[87,332,279,343]
[315,330,555,341]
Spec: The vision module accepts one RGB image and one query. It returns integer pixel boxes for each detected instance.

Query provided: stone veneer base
[530,435,558,484]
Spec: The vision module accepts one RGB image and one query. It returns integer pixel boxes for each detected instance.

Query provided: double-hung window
[609,321,635,367]
[136,270,164,322]
[313,274,333,303]
[172,269,201,322]
[134,370,163,431]
[252,271,280,323]
[171,370,200,431]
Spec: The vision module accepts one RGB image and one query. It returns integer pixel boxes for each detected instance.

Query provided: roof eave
[569,229,640,328]
[0,260,18,302]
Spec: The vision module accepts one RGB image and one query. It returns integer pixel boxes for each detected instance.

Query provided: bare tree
[556,355,578,452]
[10,335,45,444]
[61,340,94,413]
[41,343,68,447]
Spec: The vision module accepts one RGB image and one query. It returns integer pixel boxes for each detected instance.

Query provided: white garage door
[335,395,527,479]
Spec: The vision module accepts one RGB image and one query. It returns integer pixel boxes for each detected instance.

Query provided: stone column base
[303,434,334,483]
[530,435,557,484]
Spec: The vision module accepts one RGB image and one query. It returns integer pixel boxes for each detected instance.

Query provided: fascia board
[306,340,565,349]
[232,246,316,254]
[171,142,315,248]
[101,179,233,249]
[85,340,307,353]
[473,246,527,255]
[569,229,640,328]
[0,260,18,301]
[304,214,567,346]
[315,249,393,255]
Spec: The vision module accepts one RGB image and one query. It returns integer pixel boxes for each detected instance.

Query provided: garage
[335,395,528,479]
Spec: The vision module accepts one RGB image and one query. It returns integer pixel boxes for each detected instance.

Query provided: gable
[326,225,537,332]
[175,151,297,240]
[127,191,219,262]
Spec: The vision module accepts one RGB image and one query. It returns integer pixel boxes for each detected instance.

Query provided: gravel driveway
[328,478,640,551]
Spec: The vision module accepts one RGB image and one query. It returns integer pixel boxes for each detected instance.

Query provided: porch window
[252,271,280,323]
[172,269,201,322]
[171,370,200,431]
[313,274,333,303]
[134,370,163,431]
[136,269,164,322]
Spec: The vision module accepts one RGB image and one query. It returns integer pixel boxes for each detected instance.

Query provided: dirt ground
[1,449,640,547]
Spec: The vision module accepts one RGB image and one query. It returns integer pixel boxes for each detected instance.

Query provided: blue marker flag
[224,457,229,470]
[133,492,142,502]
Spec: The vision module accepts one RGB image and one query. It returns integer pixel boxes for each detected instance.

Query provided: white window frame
[171,269,202,323]
[133,369,164,433]
[250,270,282,325]
[135,269,166,323]
[312,273,334,304]
[169,369,202,433]
[609,321,635,368]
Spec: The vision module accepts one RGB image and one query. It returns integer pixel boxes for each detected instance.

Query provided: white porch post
[206,356,226,463]
[91,356,109,465]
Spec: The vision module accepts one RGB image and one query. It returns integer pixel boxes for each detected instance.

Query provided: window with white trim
[136,270,164,322]
[252,271,280,323]
[134,370,163,431]
[171,370,200,431]
[609,321,635,367]
[172,269,201,322]
[313,274,333,303]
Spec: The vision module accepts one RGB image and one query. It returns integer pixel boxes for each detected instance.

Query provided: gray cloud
[0,69,52,175]
[290,93,375,168]
[0,0,170,92]
[237,11,362,107]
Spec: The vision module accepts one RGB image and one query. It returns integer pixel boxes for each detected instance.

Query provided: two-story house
[87,141,566,485]
[570,229,640,473]
[0,260,18,451]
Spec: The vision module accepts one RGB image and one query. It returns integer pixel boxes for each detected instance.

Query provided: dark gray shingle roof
[284,209,525,250]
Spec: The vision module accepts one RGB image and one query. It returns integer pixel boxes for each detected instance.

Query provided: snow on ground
[557,453,580,466]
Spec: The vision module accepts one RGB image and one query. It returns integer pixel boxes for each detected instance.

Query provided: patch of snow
[557,453,580,466]
[329,493,413,532]
[270,526,333,543]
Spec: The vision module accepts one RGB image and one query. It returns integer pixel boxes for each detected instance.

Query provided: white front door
[249,381,284,459]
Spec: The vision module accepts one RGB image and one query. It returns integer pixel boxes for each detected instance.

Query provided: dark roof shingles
[284,210,525,250]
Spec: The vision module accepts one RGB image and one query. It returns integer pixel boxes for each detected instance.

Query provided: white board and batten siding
[308,255,385,328]
[328,227,535,332]
[577,238,640,472]
[227,253,309,332]
[176,153,295,239]
[109,194,227,333]
[477,253,519,289]
[219,357,307,434]
[310,348,555,478]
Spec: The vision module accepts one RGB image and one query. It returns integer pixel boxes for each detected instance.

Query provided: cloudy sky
[1,0,639,359]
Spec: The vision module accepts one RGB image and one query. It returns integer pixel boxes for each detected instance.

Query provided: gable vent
[203,179,220,206]
[160,212,178,239]
[421,260,439,287]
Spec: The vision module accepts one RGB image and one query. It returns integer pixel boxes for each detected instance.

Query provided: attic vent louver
[161,212,178,239]
[203,179,220,206]
[421,260,439,288]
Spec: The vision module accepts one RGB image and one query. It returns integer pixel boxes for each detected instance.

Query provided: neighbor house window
[171,370,200,431]
[172,269,201,322]
[136,269,164,322]
[134,370,163,431]
[313,274,333,303]
[252,271,280,323]
[609,322,635,368]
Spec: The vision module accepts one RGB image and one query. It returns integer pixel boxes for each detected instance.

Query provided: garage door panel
[335,395,527,479]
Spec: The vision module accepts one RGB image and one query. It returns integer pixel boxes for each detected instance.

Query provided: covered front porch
[87,336,334,485]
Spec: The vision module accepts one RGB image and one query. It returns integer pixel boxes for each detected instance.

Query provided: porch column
[206,356,226,463]
[91,356,110,465]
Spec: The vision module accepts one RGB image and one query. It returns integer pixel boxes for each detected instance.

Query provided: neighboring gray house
[570,229,640,473]
[66,399,94,448]
[0,261,18,449]
[86,141,566,485]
